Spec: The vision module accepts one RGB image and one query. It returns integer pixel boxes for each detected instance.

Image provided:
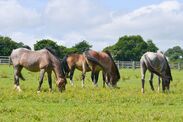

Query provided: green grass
[0,65,183,122]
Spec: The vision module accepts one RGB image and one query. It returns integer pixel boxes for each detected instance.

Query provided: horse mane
[164,57,173,81]
[103,50,120,81]
[22,45,31,50]
[61,55,70,74]
[45,47,65,76]
[45,47,60,60]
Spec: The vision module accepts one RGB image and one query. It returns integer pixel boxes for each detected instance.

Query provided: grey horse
[140,51,172,93]
[10,48,66,92]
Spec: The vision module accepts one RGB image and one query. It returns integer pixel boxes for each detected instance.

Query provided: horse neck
[50,55,64,79]
[53,65,62,79]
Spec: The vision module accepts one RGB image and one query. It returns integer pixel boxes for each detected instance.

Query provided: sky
[0,0,183,51]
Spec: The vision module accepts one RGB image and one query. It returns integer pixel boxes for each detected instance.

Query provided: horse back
[11,48,51,72]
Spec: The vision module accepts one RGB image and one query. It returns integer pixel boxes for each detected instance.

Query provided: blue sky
[0,0,183,51]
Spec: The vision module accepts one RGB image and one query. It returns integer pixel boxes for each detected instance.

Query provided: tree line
[0,35,182,62]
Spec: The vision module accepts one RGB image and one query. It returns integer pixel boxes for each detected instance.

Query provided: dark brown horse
[84,50,120,87]
[61,53,92,87]
[140,51,172,93]
[10,48,66,92]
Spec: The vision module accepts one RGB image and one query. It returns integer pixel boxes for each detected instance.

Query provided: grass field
[0,65,183,122]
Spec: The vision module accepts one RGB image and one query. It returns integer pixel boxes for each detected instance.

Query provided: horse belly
[20,60,41,72]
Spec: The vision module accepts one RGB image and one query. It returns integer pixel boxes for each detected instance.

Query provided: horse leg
[81,63,87,87]
[141,62,147,93]
[13,68,19,90]
[14,65,23,92]
[158,77,161,92]
[91,71,95,83]
[102,71,106,88]
[94,71,99,87]
[69,67,75,86]
[149,73,154,91]
[162,79,165,92]
[47,71,52,92]
[37,69,45,93]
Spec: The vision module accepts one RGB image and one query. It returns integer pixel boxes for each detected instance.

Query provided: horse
[140,51,173,93]
[84,50,120,87]
[10,48,67,92]
[61,53,91,87]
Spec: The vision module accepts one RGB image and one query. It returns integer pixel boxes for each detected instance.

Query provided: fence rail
[0,56,183,70]
[0,56,10,64]
[115,61,183,70]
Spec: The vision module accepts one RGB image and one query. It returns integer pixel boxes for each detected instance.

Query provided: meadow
[0,65,183,122]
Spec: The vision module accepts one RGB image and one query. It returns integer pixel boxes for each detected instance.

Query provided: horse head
[57,77,67,92]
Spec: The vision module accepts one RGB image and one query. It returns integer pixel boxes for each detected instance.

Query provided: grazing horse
[10,48,66,92]
[84,50,120,87]
[61,53,91,87]
[140,51,173,93]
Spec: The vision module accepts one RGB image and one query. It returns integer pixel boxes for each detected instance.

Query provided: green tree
[165,46,183,62]
[34,39,61,57]
[0,36,24,56]
[103,35,158,61]
[147,40,158,52]
[72,40,92,53]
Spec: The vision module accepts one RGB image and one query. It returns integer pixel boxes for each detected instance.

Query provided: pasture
[0,65,183,122]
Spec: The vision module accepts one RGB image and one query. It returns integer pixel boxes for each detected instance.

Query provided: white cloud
[0,0,183,51]
[44,0,111,31]
[85,1,183,50]
[0,0,40,31]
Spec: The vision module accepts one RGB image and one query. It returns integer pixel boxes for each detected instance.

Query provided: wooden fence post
[132,61,136,69]
[178,63,181,71]
[117,60,120,69]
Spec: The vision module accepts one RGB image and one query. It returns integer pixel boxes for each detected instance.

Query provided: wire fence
[1,56,183,70]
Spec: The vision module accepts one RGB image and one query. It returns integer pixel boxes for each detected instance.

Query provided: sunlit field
[0,65,183,121]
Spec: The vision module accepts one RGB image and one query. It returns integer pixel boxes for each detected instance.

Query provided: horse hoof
[17,86,22,92]
[141,89,144,93]
[14,85,17,90]
[37,91,41,94]
[94,84,98,87]
[49,89,53,93]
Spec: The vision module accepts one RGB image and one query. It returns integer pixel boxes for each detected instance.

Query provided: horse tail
[104,50,120,81]
[83,51,104,69]
[84,53,104,68]
[164,57,173,81]
[61,55,70,75]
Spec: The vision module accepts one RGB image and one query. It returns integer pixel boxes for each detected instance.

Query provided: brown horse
[84,50,120,87]
[140,51,173,93]
[10,48,66,92]
[61,53,91,87]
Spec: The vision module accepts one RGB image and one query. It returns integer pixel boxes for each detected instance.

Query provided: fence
[0,56,183,70]
[115,61,183,70]
[0,56,10,64]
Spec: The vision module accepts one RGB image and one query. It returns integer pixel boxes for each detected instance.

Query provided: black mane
[45,47,60,60]
[104,50,120,81]
[61,55,70,75]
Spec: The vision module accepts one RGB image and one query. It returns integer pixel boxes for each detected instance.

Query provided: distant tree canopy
[165,46,183,62]
[0,36,25,56]
[103,35,158,61]
[72,40,92,53]
[63,40,92,55]
[34,39,92,58]
[34,39,61,57]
